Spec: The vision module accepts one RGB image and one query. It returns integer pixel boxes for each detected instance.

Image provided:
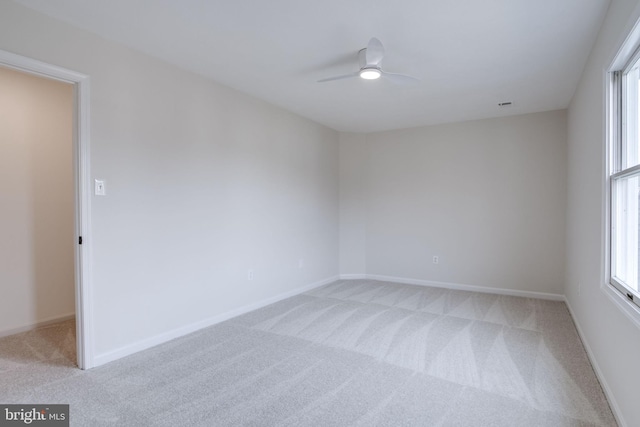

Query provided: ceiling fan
[318,37,419,84]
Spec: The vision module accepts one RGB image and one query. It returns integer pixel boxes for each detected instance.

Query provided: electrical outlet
[432,256,439,264]
[248,270,254,281]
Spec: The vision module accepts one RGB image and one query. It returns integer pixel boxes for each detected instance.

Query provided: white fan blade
[382,71,419,85]
[317,72,359,83]
[366,37,385,66]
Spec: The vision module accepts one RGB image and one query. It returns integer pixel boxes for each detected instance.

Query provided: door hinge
[79,236,83,245]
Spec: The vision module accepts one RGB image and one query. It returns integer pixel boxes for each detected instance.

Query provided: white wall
[0,66,75,335]
[566,0,640,425]
[340,110,567,295]
[0,2,339,363]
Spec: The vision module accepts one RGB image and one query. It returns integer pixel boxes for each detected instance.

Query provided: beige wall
[340,110,567,295]
[0,66,75,334]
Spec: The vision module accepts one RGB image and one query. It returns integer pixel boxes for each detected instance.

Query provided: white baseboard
[93,275,339,367]
[354,274,565,301]
[564,298,626,427]
[0,313,76,338]
[339,274,367,280]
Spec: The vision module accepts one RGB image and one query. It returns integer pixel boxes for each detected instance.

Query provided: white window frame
[605,23,640,324]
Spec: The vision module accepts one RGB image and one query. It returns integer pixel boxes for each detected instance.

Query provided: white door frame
[0,50,93,369]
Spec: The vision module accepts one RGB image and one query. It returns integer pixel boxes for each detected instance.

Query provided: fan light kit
[360,68,381,80]
[318,37,418,85]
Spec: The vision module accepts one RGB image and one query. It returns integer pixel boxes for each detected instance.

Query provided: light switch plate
[95,179,106,196]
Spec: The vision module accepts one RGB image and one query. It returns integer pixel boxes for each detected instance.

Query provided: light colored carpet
[0,280,616,426]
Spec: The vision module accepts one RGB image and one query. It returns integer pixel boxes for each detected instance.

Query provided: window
[609,50,640,310]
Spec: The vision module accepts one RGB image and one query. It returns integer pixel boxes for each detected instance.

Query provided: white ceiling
[14,0,611,133]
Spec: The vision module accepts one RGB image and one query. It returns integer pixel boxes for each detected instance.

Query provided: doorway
[0,50,92,369]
